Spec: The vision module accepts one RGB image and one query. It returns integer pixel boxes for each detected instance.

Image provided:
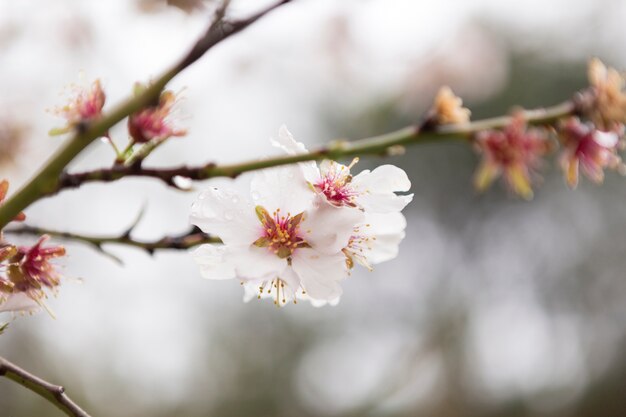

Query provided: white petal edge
[291,248,346,301]
[191,244,236,280]
[270,125,320,184]
[304,196,365,254]
[361,212,407,265]
[250,165,314,216]
[0,293,40,314]
[190,187,259,246]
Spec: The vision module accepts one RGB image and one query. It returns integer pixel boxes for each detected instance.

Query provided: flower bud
[128,88,186,143]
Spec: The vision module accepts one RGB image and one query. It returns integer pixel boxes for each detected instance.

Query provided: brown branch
[5,224,220,263]
[0,356,90,417]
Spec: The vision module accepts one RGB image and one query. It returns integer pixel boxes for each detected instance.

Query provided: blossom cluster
[51,78,185,164]
[0,181,65,315]
[190,126,413,306]
[435,59,626,199]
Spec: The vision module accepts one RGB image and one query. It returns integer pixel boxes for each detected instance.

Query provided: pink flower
[473,115,552,199]
[272,126,413,212]
[52,79,105,134]
[0,236,65,314]
[128,90,186,143]
[558,118,622,188]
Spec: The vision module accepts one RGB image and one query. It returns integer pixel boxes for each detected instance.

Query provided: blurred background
[1,0,626,416]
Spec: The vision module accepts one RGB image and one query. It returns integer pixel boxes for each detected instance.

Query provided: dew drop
[224,211,234,221]
[251,191,260,201]
[231,196,240,204]
[198,193,206,200]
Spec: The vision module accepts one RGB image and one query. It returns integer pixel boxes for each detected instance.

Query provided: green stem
[0,70,174,229]
[0,0,292,230]
[57,100,576,189]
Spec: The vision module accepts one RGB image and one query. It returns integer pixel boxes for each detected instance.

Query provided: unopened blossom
[271,126,413,212]
[473,114,552,199]
[191,165,363,306]
[587,58,626,131]
[51,79,105,134]
[128,88,186,143]
[432,86,471,125]
[0,180,25,222]
[0,236,65,315]
[558,118,622,188]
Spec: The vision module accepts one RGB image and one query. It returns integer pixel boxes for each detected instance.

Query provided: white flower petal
[272,125,310,154]
[351,165,413,212]
[190,187,259,246]
[250,166,314,215]
[361,212,407,265]
[357,192,414,213]
[291,248,346,301]
[191,244,236,280]
[232,246,287,281]
[0,293,40,314]
[304,196,365,254]
[593,130,619,148]
[271,125,320,184]
[353,165,412,192]
[308,296,341,308]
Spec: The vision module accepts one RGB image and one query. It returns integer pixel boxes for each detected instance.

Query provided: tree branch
[54,99,577,192]
[5,224,220,262]
[0,356,91,417]
[0,0,293,229]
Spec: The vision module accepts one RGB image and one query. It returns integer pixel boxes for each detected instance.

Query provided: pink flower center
[254,206,308,258]
[314,159,359,207]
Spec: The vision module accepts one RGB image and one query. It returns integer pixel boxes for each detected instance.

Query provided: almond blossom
[190,165,363,306]
[271,125,413,212]
[51,79,105,134]
[191,127,413,306]
[558,118,623,188]
[128,88,186,143]
[0,236,65,315]
[432,86,471,125]
[272,126,412,274]
[473,114,552,199]
[587,58,626,131]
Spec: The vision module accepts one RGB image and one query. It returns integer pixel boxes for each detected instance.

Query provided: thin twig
[0,0,293,229]
[54,99,577,193]
[5,224,220,261]
[0,356,91,417]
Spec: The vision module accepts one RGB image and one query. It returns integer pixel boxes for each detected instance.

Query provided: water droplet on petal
[224,211,234,221]
[251,191,260,201]
[198,193,206,200]
[231,196,240,204]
